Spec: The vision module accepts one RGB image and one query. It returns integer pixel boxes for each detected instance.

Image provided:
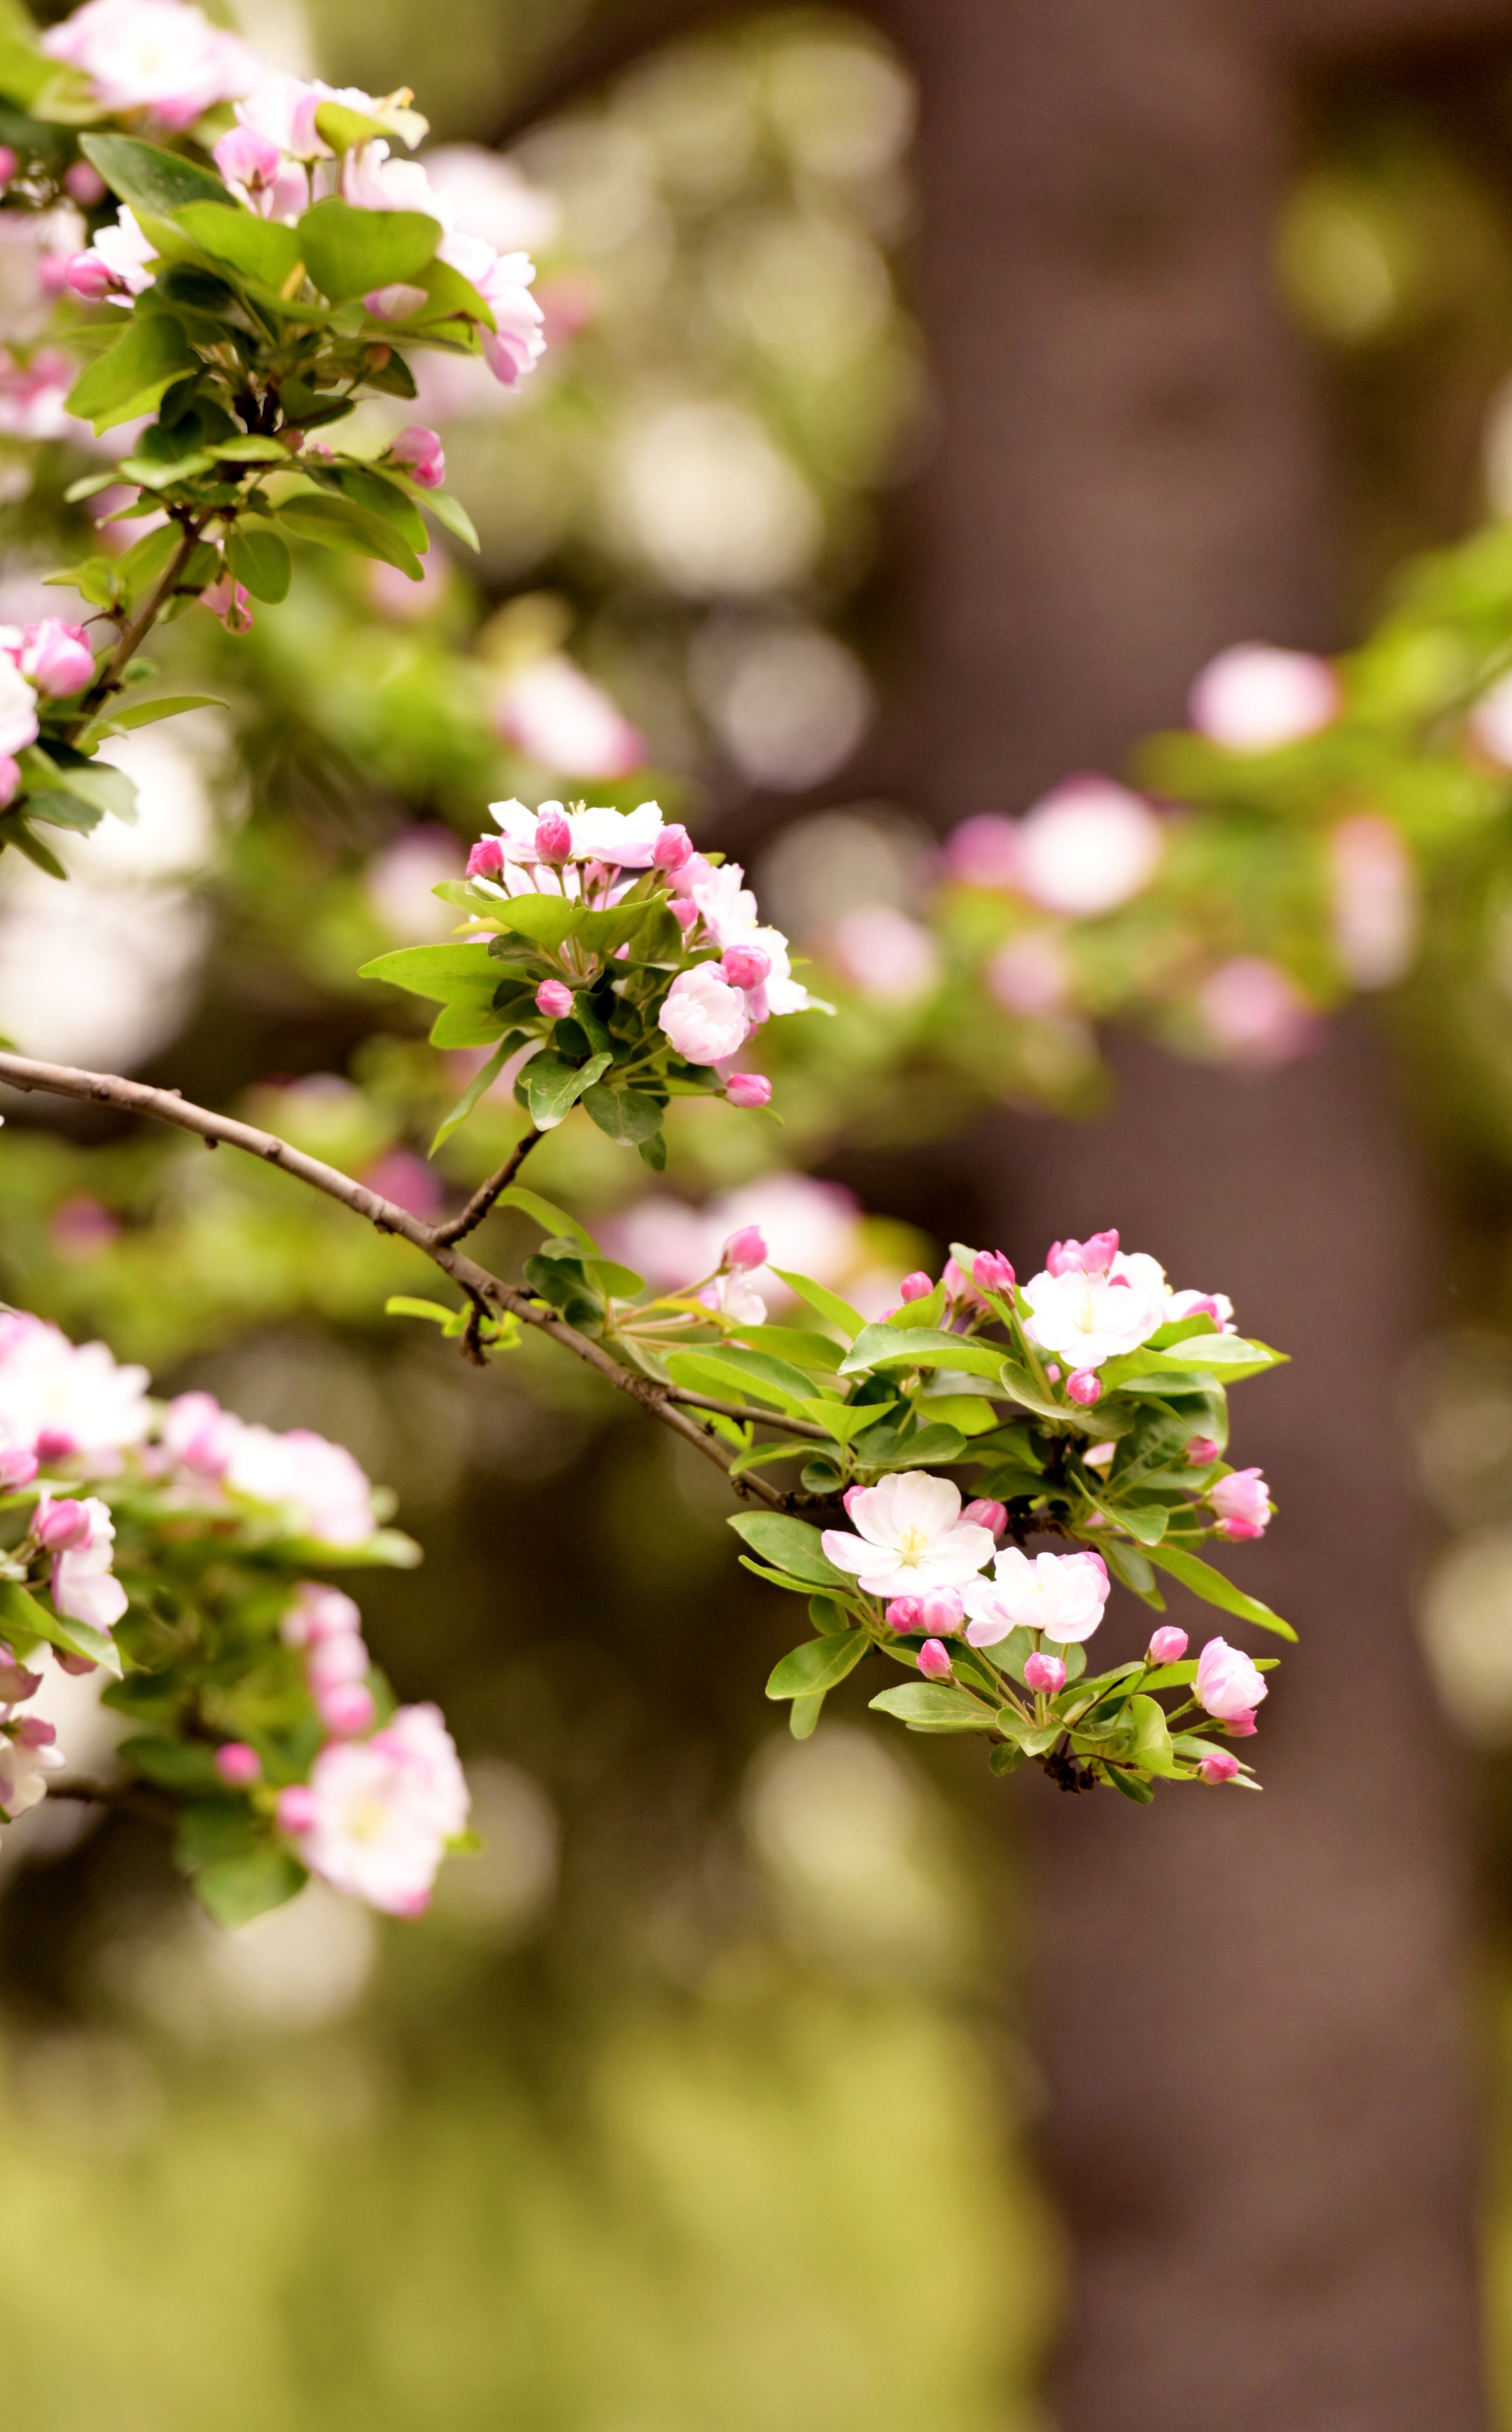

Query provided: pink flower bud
[536,978,573,1019]
[214,1741,262,1787]
[535,808,573,862]
[1224,1710,1259,1737]
[388,424,445,490]
[726,1072,772,1108]
[962,1499,1007,1538]
[318,1682,376,1737]
[653,823,693,872]
[35,1498,91,1551]
[307,1635,368,1689]
[1197,1748,1241,1784]
[1044,1364,1061,1385]
[917,1637,955,1681]
[35,1428,76,1462]
[65,251,115,300]
[1023,1650,1066,1694]
[214,126,281,190]
[1066,1369,1101,1406]
[722,944,771,990]
[13,1715,55,1748]
[467,836,505,879]
[55,1652,97,1677]
[277,1784,319,1833]
[0,146,16,193]
[671,896,699,934]
[1186,1437,1220,1466]
[20,618,93,697]
[920,1586,965,1635]
[1046,1230,1119,1278]
[1209,1467,1270,1540]
[63,159,106,205]
[202,573,253,634]
[0,1654,42,1701]
[0,1444,38,1489]
[886,1595,923,1631]
[973,1250,1016,1294]
[1147,1627,1189,1665]
[900,1271,932,1304]
[722,1225,767,1272]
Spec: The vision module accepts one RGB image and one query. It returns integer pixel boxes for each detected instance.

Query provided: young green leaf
[226,524,293,603]
[839,1324,1008,1381]
[765,1633,867,1700]
[868,1682,997,1732]
[430,1039,508,1154]
[581,1082,666,1145]
[275,489,424,580]
[1142,1544,1296,1640]
[495,1186,599,1250]
[296,197,440,300]
[358,942,498,1003]
[728,1512,849,1587]
[525,1049,612,1131]
[66,312,200,434]
[80,132,231,214]
[174,201,302,289]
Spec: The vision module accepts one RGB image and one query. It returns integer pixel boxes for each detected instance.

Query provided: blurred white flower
[1328,813,1417,989]
[1013,776,1165,917]
[365,825,465,942]
[825,904,938,1000]
[694,619,871,790]
[491,653,645,778]
[1188,643,1340,751]
[614,400,820,594]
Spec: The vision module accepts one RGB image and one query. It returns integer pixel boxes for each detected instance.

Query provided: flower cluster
[276,1696,470,1917]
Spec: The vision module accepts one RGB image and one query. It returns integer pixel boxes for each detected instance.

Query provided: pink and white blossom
[1020,1262,1167,1371]
[491,655,644,778]
[50,1495,127,1632]
[70,207,157,303]
[726,1071,771,1108]
[41,0,258,127]
[0,657,37,755]
[1188,644,1340,752]
[1023,1649,1066,1694]
[1147,1627,1189,1665]
[1199,958,1316,1066]
[1013,777,1165,918]
[18,618,92,696]
[825,906,939,1002]
[1208,1467,1270,1541]
[916,1638,954,1682]
[472,251,547,386]
[488,794,666,869]
[658,963,751,1065]
[0,1728,64,1820]
[962,1546,1110,1647]
[1328,814,1418,990]
[1194,1636,1267,1724]
[0,1313,150,1465]
[388,425,445,489]
[224,1424,379,1546]
[820,1472,997,1601]
[279,1702,468,1915]
[281,1582,364,1648]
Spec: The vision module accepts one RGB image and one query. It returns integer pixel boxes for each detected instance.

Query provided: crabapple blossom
[1188,644,1340,751]
[658,964,752,1065]
[886,1596,923,1631]
[34,1497,91,1551]
[723,1227,767,1271]
[0,1312,150,1465]
[1021,1261,1166,1370]
[364,283,428,321]
[1197,1749,1242,1785]
[41,0,258,126]
[17,619,92,696]
[318,1682,377,1737]
[962,1499,1007,1537]
[1209,1467,1270,1540]
[215,1742,262,1787]
[1194,1637,1268,1723]
[1046,1230,1119,1277]
[474,253,547,386]
[202,573,253,634]
[699,1269,767,1326]
[0,1731,64,1820]
[70,207,158,302]
[487,795,666,870]
[1067,1369,1101,1406]
[1329,813,1418,990]
[653,824,693,873]
[279,1703,468,1915]
[50,1497,127,1631]
[1014,777,1165,917]
[0,1444,38,1489]
[962,1547,1110,1647]
[726,1073,772,1108]
[213,126,282,195]
[722,944,771,990]
[1148,1627,1189,1665]
[388,426,445,489]
[1186,1437,1220,1466]
[281,1582,364,1647]
[973,1251,1016,1294]
[919,1586,965,1635]
[223,1424,379,1545]
[0,658,37,755]
[1199,958,1315,1065]
[467,837,505,879]
[1024,1651,1066,1694]
[535,979,573,1018]
[820,1472,997,1600]
[899,1271,932,1303]
[917,1639,955,1682]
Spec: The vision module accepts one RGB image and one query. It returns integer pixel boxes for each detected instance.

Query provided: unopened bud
[652,823,693,873]
[671,897,699,934]
[973,1250,1016,1294]
[213,126,281,190]
[917,1637,955,1682]
[467,836,505,879]
[1023,1650,1065,1694]
[722,944,771,990]
[64,251,115,300]
[277,1784,319,1833]
[64,160,106,204]
[536,979,573,1019]
[1067,1369,1101,1406]
[318,1682,376,1737]
[1197,1749,1240,1784]
[886,1595,923,1632]
[962,1498,1007,1538]
[13,1716,55,1748]
[722,1225,766,1272]
[0,1446,38,1490]
[726,1072,772,1108]
[919,1586,964,1635]
[899,1271,932,1304]
[36,1498,90,1551]
[1186,1437,1220,1466]
[1224,1710,1259,1738]
[214,1741,262,1787]
[0,1654,42,1702]
[1147,1626,1189,1665]
[534,807,573,863]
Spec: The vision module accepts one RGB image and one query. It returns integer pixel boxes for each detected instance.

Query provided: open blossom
[962,1547,1110,1647]
[42,0,258,126]
[1013,777,1165,917]
[492,655,645,778]
[0,1729,64,1821]
[825,906,939,1002]
[69,206,158,303]
[1209,1467,1270,1540]
[50,1495,127,1632]
[473,251,547,386]
[1195,1637,1268,1723]
[1021,1262,1166,1370]
[1188,644,1340,752]
[223,1424,379,1546]
[280,1703,468,1915]
[0,1313,150,1465]
[488,794,665,870]
[15,619,92,697]
[659,964,751,1065]
[820,1472,997,1601]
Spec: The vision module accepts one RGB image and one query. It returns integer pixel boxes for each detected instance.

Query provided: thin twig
[433,1126,542,1245]
[48,1775,176,1824]
[662,1389,834,1441]
[0,1051,795,1509]
[71,516,206,731]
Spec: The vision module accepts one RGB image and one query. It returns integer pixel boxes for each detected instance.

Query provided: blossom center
[896,1525,931,1565]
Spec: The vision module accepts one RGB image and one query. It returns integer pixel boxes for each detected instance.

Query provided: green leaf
[276,489,424,579]
[422,487,481,552]
[850,1419,967,1470]
[493,895,581,951]
[80,132,230,216]
[195,1848,308,1929]
[359,942,498,1003]
[920,1393,1000,1437]
[996,1360,1133,1435]
[525,1050,610,1131]
[1125,1693,1185,1776]
[1101,1499,1168,1546]
[1098,1537,1160,1600]
[118,1733,221,1790]
[332,465,429,554]
[54,760,136,823]
[173,200,302,290]
[226,524,292,603]
[581,1082,666,1145]
[790,1693,824,1740]
[1104,1766,1155,1803]
[21,788,104,834]
[729,1326,844,1374]
[428,1002,506,1049]
[867,1682,997,1732]
[765,1633,867,1700]
[66,313,199,434]
[84,693,225,739]
[583,1255,645,1299]
[0,1579,122,1677]
[297,197,441,301]
[1142,1544,1296,1641]
[495,1186,598,1250]
[386,1294,467,1332]
[728,1512,848,1587]
[757,1276,862,1343]
[1114,1337,1287,1387]
[430,1040,508,1154]
[838,1325,1009,1381]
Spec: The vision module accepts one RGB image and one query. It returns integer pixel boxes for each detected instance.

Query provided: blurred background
[15,0,1512,2424]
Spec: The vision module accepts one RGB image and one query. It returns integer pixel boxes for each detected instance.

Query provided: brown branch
[0,1051,794,1509]
[48,1775,177,1824]
[71,515,206,733]
[433,1126,542,1245]
[662,1389,833,1440]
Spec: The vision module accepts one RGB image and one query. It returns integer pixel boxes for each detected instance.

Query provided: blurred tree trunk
[874,2,1490,2426]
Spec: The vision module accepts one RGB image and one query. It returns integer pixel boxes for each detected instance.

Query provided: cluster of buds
[0,1646,62,1831]
[281,1581,378,1738]
[0,617,96,800]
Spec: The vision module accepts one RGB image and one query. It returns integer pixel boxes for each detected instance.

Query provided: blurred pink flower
[362,1148,444,1221]
[492,654,645,779]
[1188,644,1340,751]
[48,1196,120,1263]
[986,931,1071,1016]
[0,347,80,440]
[1199,958,1317,1065]
[1014,777,1164,917]
[825,905,940,1002]
[18,617,92,696]
[41,0,258,126]
[944,813,1020,889]
[365,825,465,942]
[1328,814,1418,989]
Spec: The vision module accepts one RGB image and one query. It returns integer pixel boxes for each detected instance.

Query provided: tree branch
[433,1126,542,1245]
[0,1051,801,1509]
